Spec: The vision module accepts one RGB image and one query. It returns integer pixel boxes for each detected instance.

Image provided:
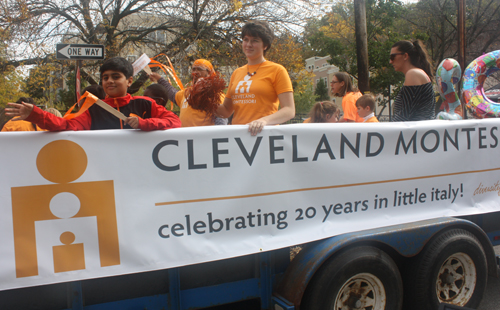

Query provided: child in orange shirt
[356,94,379,123]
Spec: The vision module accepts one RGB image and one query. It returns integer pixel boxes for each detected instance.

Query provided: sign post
[76,60,81,103]
[56,44,105,108]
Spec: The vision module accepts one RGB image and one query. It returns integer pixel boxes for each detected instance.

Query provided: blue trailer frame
[8,215,495,310]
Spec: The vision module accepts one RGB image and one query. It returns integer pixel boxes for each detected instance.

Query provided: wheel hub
[439,268,455,285]
[347,294,362,308]
[335,273,386,310]
[436,253,477,306]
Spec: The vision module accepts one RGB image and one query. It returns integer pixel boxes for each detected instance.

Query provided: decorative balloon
[461,50,500,118]
[436,58,462,120]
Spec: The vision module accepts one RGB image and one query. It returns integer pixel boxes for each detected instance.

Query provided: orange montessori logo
[11,140,120,278]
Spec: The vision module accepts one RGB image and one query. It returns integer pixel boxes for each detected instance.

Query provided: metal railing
[284,113,391,124]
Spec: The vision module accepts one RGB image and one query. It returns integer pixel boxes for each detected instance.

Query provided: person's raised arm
[5,101,34,120]
[216,96,234,119]
[149,72,161,83]
[6,102,91,131]
[247,91,295,136]
[149,73,179,106]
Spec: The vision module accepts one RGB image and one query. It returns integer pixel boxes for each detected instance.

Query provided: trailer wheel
[301,246,403,310]
[404,229,487,310]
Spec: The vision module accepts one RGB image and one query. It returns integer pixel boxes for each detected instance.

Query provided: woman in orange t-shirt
[331,72,363,123]
[217,20,295,135]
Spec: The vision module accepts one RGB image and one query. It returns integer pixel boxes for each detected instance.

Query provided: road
[477,245,500,310]
[478,275,500,310]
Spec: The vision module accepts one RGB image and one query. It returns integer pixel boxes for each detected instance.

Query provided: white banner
[1,119,500,291]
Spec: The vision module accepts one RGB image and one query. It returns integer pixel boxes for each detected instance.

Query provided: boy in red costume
[5,57,181,131]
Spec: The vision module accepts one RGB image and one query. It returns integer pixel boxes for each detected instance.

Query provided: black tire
[403,229,487,310]
[301,246,403,310]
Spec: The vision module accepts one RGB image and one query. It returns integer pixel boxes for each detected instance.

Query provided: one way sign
[56,44,105,60]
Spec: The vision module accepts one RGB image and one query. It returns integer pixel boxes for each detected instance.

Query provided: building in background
[305,55,392,120]
[306,56,339,102]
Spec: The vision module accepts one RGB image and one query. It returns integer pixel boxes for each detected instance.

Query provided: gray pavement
[477,275,500,310]
[477,245,500,310]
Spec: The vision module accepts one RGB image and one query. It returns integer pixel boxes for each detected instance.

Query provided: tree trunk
[354,0,370,94]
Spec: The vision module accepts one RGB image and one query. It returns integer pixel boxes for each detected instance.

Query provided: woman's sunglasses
[390,52,405,61]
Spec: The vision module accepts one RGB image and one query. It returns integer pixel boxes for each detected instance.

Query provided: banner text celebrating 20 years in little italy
[1,119,500,290]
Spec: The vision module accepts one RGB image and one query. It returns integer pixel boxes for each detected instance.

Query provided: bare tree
[405,0,500,65]
[0,0,318,68]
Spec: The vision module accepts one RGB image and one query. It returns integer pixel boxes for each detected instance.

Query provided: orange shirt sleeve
[342,92,363,122]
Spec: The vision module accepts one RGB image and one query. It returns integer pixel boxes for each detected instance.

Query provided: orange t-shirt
[365,116,379,123]
[1,119,45,131]
[175,90,225,127]
[226,61,293,125]
[303,117,311,123]
[342,91,363,122]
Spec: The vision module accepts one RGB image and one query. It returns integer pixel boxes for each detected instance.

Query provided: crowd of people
[1,19,437,133]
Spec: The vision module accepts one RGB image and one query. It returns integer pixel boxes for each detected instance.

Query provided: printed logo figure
[181,97,188,109]
[235,75,253,94]
[12,140,120,278]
